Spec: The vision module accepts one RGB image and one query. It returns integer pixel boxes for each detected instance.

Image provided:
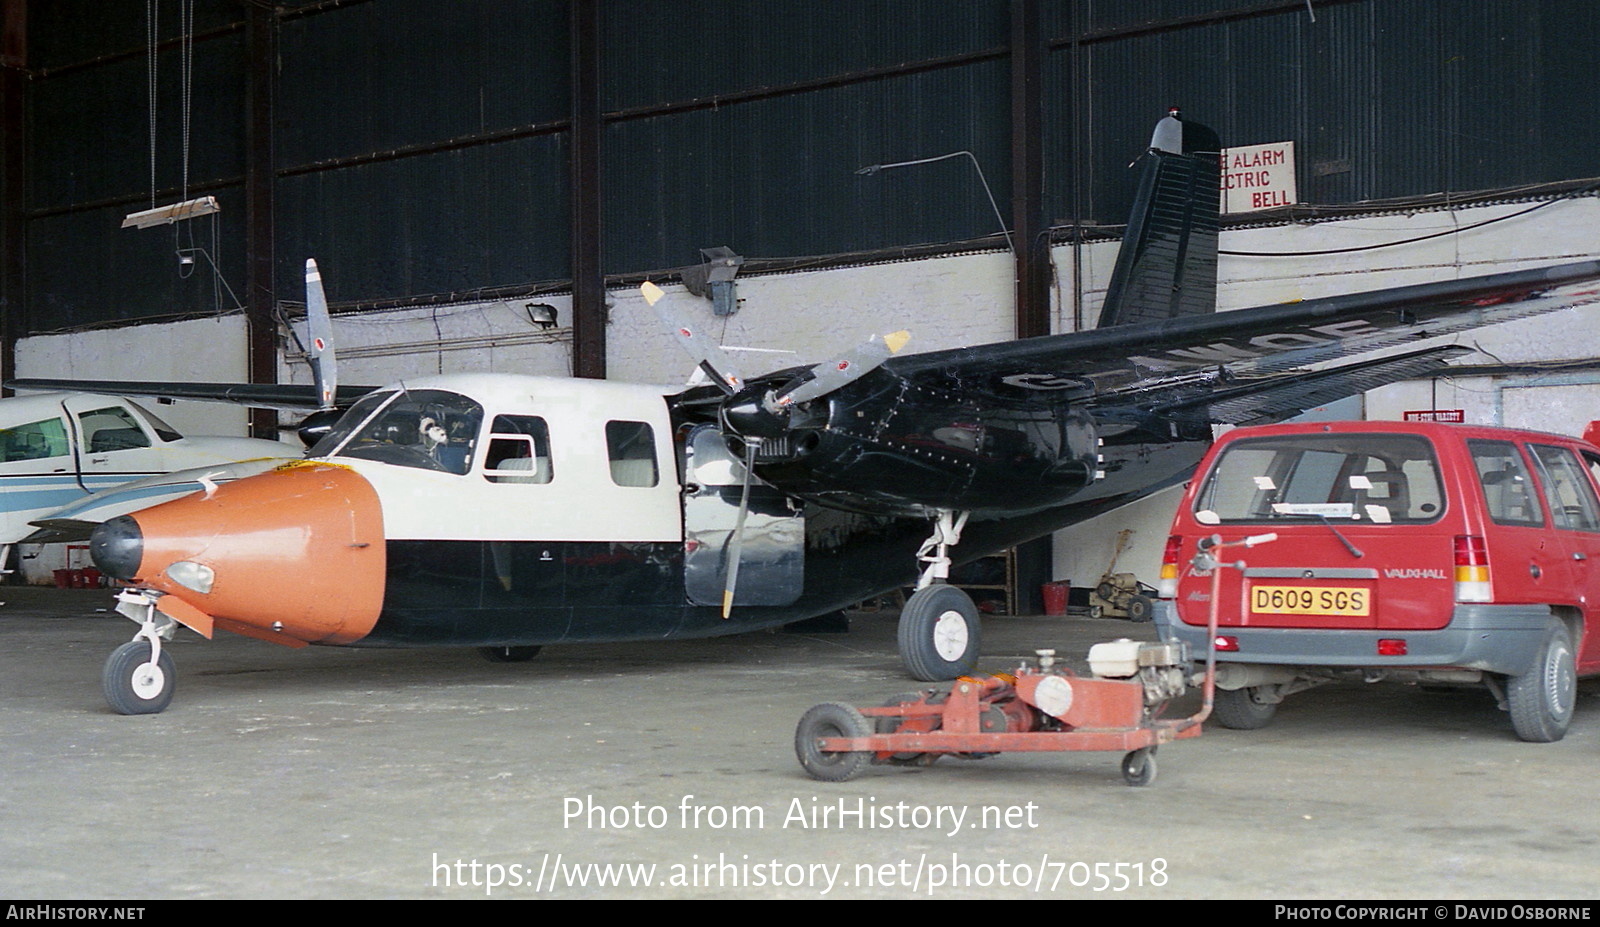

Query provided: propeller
[642,280,909,616]
[305,259,338,412]
[720,438,759,620]
[642,280,746,394]
[293,259,343,448]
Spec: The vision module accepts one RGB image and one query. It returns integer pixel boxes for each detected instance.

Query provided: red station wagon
[1154,420,1600,742]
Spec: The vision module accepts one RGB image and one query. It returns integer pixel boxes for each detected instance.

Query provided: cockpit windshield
[309,389,484,474]
[1193,432,1443,525]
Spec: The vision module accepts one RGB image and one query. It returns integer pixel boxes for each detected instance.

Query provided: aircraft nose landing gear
[102,591,181,715]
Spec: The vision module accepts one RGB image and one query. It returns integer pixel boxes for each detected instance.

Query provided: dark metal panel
[276,0,569,169]
[604,60,1011,272]
[601,0,1008,111]
[29,32,245,212]
[274,135,570,304]
[27,0,239,73]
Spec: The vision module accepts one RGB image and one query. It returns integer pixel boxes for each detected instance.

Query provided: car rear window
[1193,433,1443,525]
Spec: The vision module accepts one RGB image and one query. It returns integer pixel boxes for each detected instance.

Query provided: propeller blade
[642,281,747,395]
[305,259,339,412]
[773,329,910,407]
[721,439,759,620]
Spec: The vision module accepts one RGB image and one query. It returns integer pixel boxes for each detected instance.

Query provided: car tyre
[1506,619,1576,743]
[1212,685,1278,730]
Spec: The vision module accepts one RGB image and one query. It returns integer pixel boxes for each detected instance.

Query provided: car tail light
[1377,638,1408,656]
[1214,635,1239,652]
[1454,535,1491,603]
[1158,535,1183,598]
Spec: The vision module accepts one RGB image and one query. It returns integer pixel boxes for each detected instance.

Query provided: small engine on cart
[1085,638,1191,705]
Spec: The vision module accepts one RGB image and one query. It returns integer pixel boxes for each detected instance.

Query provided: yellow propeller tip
[883,330,911,354]
[640,280,664,306]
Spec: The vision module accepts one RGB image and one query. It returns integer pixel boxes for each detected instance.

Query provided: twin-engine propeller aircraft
[40,113,1600,714]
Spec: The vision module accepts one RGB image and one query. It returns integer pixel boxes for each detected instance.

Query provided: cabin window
[1530,444,1600,532]
[312,389,483,475]
[78,407,150,452]
[1469,439,1543,527]
[483,415,553,484]
[1,417,69,462]
[606,421,658,487]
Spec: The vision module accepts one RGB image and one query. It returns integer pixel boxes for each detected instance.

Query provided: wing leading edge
[1,379,377,412]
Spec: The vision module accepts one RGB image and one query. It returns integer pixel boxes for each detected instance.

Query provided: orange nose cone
[125,461,386,645]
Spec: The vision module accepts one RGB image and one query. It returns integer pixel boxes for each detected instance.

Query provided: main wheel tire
[479,646,542,663]
[1212,685,1279,730]
[795,702,874,782]
[1121,747,1157,786]
[898,585,981,681]
[1506,619,1577,743]
[102,639,175,715]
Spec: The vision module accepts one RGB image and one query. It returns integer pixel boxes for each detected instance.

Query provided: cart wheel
[795,702,874,782]
[1121,747,1157,787]
[1126,595,1154,623]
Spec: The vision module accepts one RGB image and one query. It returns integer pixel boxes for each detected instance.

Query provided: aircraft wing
[2,379,378,412]
[883,259,1600,422]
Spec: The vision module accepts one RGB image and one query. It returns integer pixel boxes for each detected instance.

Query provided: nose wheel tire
[103,639,175,715]
[1506,619,1576,743]
[795,702,874,782]
[898,585,981,681]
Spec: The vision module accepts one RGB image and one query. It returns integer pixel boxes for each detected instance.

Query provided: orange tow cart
[795,532,1275,785]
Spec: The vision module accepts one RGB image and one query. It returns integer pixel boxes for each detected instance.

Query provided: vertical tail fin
[1096,109,1222,328]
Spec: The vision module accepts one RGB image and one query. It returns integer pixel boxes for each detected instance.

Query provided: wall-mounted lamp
[525,302,559,330]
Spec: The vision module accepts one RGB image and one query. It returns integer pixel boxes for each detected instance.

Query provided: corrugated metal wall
[16,0,1600,331]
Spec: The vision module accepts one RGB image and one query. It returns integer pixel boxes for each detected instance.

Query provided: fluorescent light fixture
[122,196,220,230]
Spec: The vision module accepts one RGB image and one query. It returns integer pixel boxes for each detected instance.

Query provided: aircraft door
[682,425,804,607]
[61,397,165,490]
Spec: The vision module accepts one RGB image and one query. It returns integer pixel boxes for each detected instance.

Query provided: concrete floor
[2,585,1598,900]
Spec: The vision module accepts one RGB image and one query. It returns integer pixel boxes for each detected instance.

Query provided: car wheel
[1506,619,1576,743]
[1212,685,1278,730]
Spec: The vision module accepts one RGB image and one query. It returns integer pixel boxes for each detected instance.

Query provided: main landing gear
[102,591,181,715]
[898,511,981,681]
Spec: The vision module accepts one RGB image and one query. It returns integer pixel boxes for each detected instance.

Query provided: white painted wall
[14,194,1600,595]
